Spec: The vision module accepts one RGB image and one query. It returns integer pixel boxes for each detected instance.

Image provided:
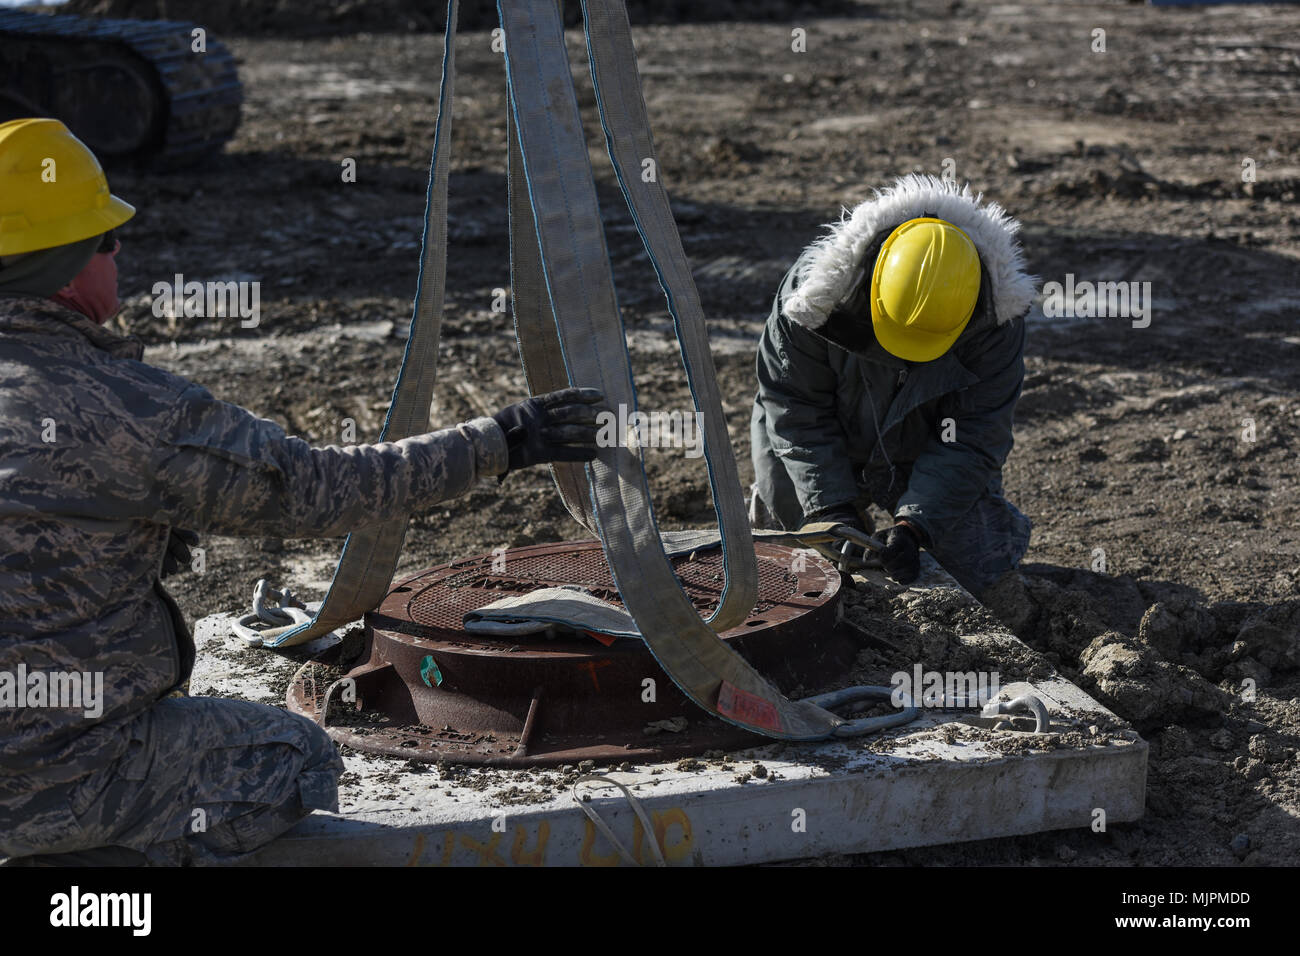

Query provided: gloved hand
[493,387,605,476]
[805,504,875,572]
[162,528,200,578]
[880,523,921,584]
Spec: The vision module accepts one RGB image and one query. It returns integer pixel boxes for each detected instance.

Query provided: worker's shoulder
[764,297,827,345]
[959,286,1027,347]
[0,296,200,418]
[951,312,1026,377]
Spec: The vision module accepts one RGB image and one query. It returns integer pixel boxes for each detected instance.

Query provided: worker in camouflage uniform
[750,174,1037,598]
[0,119,603,865]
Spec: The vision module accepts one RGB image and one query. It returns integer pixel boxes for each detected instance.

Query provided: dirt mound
[838,578,1057,694]
[982,567,1299,735]
[64,0,865,36]
[1079,630,1230,726]
[856,568,1299,866]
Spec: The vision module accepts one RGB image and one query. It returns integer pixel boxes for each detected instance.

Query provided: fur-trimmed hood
[781,174,1038,333]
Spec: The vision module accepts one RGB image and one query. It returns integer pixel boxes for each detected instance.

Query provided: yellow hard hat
[0,118,135,257]
[870,217,982,363]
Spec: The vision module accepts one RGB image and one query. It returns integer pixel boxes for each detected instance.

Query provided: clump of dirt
[418,759,614,808]
[838,578,1057,693]
[982,567,1300,736]
[1233,604,1300,676]
[1078,630,1230,727]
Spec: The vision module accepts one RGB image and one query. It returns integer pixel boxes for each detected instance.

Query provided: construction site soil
[81,0,1299,865]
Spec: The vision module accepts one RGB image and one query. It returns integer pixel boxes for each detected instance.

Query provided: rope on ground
[571,774,668,867]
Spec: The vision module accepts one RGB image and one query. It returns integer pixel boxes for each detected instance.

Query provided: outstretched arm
[145,383,509,539]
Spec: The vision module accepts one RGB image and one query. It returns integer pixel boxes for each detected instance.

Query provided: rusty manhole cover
[287,539,851,766]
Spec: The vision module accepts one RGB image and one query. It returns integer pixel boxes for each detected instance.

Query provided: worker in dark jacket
[750,174,1037,597]
[0,119,603,865]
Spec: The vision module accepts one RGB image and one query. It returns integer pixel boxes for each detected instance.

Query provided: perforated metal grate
[405,546,798,631]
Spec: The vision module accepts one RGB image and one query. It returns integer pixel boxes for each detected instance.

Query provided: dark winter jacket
[750,174,1038,547]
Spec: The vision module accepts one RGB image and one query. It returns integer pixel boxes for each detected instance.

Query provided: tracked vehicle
[0,9,240,167]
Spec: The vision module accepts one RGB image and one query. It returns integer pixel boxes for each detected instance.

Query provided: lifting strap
[265,0,462,650]
[264,0,845,741]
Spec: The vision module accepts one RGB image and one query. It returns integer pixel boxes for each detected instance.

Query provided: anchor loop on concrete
[981,694,1051,734]
[800,685,921,738]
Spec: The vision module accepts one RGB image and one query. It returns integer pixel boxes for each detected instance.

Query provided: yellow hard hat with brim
[870,217,982,363]
[0,118,135,257]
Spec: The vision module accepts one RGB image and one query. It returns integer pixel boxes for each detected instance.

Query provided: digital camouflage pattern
[1,697,343,865]
[0,295,508,861]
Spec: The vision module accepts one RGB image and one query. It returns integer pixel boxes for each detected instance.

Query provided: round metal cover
[287,539,852,766]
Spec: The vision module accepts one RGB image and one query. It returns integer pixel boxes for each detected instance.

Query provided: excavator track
[0,9,241,167]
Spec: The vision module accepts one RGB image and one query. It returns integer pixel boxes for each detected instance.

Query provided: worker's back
[0,295,191,783]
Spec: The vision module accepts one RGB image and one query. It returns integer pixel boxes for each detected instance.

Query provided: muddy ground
[93,0,1299,864]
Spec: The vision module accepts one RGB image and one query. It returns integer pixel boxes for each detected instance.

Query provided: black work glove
[492,387,604,476]
[161,528,200,578]
[880,523,921,584]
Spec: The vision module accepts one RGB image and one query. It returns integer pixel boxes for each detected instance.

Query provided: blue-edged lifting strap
[265,0,461,648]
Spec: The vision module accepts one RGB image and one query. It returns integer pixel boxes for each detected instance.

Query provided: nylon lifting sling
[261,0,882,741]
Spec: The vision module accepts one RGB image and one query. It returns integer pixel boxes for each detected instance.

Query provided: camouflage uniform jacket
[0,296,507,787]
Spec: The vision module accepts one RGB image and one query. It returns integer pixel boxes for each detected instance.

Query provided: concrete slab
[193,561,1146,866]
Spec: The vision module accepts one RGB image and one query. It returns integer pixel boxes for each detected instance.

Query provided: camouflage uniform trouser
[1,697,343,866]
[750,472,1032,598]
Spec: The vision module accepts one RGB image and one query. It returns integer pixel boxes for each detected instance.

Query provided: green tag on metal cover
[420,655,443,688]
